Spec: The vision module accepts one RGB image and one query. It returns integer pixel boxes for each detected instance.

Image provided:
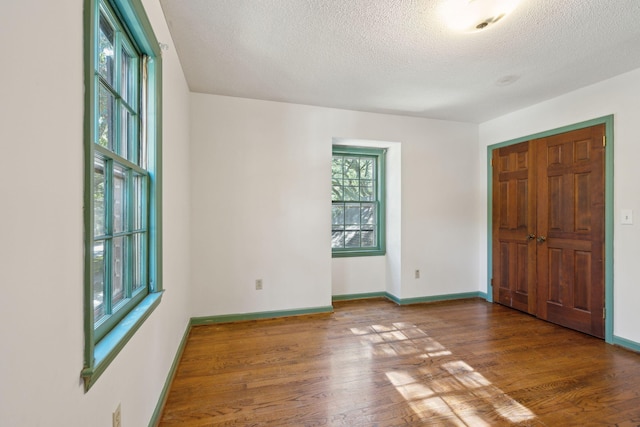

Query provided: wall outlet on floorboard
[255,279,263,290]
[113,404,121,427]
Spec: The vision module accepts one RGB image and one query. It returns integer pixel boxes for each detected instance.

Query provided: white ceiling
[159,0,640,123]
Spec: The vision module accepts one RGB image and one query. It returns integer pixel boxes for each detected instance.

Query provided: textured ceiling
[159,0,640,123]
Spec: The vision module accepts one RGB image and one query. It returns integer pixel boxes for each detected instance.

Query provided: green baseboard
[333,291,488,305]
[190,305,334,326]
[332,292,387,301]
[388,291,487,305]
[612,335,640,353]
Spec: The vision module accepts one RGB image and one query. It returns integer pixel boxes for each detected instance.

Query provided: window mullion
[340,201,346,249]
[144,170,151,289]
[132,55,140,165]
[114,28,123,157]
[340,156,346,249]
[125,168,134,299]
[104,159,114,315]
[140,55,148,170]
[93,75,100,145]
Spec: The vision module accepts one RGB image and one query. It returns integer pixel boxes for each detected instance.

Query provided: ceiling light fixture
[442,0,522,32]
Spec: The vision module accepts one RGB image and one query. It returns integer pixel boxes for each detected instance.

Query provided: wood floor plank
[158,298,640,426]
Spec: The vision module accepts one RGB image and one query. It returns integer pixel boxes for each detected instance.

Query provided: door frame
[486,115,614,343]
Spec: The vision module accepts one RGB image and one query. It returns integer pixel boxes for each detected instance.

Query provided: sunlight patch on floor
[351,322,537,425]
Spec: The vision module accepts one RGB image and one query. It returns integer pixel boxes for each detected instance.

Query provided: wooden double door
[492,125,605,338]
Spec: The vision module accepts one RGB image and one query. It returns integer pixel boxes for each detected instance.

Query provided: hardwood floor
[159,298,640,426]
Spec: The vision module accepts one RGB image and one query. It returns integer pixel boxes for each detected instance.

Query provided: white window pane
[331,231,344,249]
[113,164,127,233]
[361,231,376,247]
[345,231,360,248]
[332,157,344,179]
[345,204,360,225]
[133,173,146,230]
[332,185,343,201]
[361,159,374,179]
[121,46,137,105]
[332,205,345,226]
[361,204,376,225]
[93,241,105,322]
[98,13,114,85]
[98,85,115,149]
[343,186,359,201]
[94,157,106,236]
[112,236,125,307]
[120,107,136,160]
[360,181,374,201]
[133,233,147,291]
[344,158,359,179]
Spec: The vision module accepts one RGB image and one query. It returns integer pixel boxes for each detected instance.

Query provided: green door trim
[486,115,614,343]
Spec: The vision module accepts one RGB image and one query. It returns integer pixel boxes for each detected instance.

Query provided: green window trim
[332,146,386,257]
[82,0,162,391]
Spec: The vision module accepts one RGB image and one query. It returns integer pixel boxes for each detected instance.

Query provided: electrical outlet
[255,279,263,290]
[415,270,420,279]
[113,404,121,427]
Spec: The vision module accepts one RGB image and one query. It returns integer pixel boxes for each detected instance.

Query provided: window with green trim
[332,146,386,257]
[83,0,162,390]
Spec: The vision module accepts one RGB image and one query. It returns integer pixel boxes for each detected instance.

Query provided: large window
[332,146,386,257]
[83,0,162,390]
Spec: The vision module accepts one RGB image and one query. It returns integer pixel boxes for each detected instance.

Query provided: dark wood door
[535,125,605,338]
[492,124,606,338]
[492,141,537,314]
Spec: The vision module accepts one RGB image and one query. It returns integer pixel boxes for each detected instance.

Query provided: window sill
[332,250,386,258]
[82,291,163,391]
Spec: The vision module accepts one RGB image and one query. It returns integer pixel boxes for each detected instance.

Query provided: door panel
[492,124,606,338]
[536,125,605,338]
[492,141,537,314]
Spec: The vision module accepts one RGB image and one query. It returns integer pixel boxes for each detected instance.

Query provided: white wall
[332,256,388,295]
[0,1,191,426]
[189,94,480,316]
[478,67,640,345]
[189,96,333,316]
